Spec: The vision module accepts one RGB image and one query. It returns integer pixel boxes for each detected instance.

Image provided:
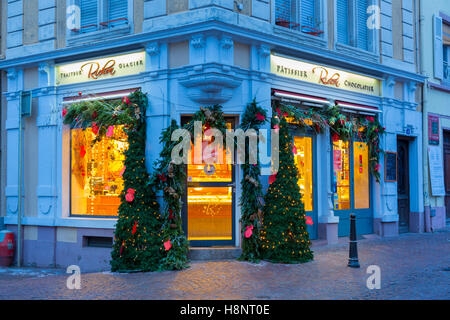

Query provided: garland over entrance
[274,101,385,182]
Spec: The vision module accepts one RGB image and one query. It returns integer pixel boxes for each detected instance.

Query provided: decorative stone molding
[6,68,17,81]
[258,44,271,57]
[220,36,233,49]
[191,34,205,49]
[145,41,160,56]
[179,69,242,104]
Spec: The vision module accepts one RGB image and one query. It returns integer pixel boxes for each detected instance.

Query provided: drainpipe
[419,0,431,233]
[17,94,23,266]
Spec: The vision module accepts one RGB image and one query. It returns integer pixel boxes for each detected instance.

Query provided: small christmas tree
[260,117,313,263]
[110,91,163,272]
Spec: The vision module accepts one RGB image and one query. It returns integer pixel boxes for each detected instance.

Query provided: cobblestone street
[0,229,449,300]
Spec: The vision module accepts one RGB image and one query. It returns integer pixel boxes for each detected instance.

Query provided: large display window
[70,125,128,216]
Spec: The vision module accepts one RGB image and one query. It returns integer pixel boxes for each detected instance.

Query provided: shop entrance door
[181,117,235,247]
[332,139,372,236]
[444,131,450,223]
[397,138,410,233]
[292,133,318,239]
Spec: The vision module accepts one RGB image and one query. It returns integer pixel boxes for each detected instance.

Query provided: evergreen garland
[151,120,190,270]
[237,100,267,262]
[275,101,385,182]
[260,117,314,264]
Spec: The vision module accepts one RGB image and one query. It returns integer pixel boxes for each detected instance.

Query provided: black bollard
[348,214,360,268]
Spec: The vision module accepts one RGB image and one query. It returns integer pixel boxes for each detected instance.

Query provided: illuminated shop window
[293,136,314,212]
[71,125,128,216]
[333,140,351,210]
[353,142,369,209]
[187,187,233,241]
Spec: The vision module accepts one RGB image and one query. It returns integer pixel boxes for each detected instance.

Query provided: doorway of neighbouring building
[443,131,450,224]
[397,138,410,233]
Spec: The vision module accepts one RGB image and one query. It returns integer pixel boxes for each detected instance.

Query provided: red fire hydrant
[0,230,15,267]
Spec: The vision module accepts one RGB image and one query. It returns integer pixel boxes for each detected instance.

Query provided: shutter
[80,0,98,33]
[336,0,349,45]
[301,0,316,28]
[356,0,368,50]
[275,0,292,24]
[434,15,444,80]
[107,0,128,27]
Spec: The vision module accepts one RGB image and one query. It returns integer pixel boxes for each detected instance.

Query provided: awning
[335,100,382,114]
[272,89,381,114]
[62,88,140,104]
[272,89,331,107]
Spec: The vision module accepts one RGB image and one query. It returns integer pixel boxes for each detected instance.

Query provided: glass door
[182,117,236,247]
[332,138,372,236]
[292,133,318,239]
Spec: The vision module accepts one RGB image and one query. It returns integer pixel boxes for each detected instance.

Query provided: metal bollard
[348,214,360,268]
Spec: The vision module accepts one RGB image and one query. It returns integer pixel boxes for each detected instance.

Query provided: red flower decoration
[168,209,174,220]
[269,173,277,185]
[366,116,374,122]
[244,225,254,238]
[62,108,68,117]
[332,133,340,142]
[255,112,265,121]
[375,163,381,172]
[131,220,137,235]
[125,188,135,202]
[158,173,167,182]
[92,111,98,120]
[164,239,172,251]
[305,216,313,225]
[122,96,131,105]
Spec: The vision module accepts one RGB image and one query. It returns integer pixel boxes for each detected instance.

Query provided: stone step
[189,247,242,261]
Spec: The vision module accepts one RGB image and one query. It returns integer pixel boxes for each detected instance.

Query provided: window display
[293,136,314,212]
[333,139,351,210]
[71,125,128,216]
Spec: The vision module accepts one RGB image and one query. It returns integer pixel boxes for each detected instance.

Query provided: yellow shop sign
[271,54,380,96]
[56,51,145,85]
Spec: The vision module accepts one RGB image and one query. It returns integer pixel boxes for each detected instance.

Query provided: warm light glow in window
[293,136,313,212]
[333,140,351,210]
[71,126,128,216]
[353,142,369,209]
[187,187,232,240]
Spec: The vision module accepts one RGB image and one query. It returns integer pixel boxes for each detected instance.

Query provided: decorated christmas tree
[109,91,163,272]
[238,100,267,262]
[152,119,190,270]
[260,117,313,263]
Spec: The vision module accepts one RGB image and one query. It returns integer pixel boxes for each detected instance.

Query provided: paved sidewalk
[0,229,449,300]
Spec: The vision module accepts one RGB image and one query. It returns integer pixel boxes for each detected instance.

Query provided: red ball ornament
[78,92,82,96]
[62,108,68,117]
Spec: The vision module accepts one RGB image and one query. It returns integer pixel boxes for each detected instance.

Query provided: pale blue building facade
[0,0,429,271]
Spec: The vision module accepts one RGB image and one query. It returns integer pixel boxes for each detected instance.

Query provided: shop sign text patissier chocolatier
[55,51,146,86]
[271,54,381,96]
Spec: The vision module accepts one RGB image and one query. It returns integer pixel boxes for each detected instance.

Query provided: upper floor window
[434,15,450,83]
[336,0,370,51]
[275,0,324,37]
[72,0,129,34]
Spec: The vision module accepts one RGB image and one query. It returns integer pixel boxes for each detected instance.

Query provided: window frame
[334,0,378,55]
[66,0,134,46]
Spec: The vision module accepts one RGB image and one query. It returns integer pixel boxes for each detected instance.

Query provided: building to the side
[0,0,430,271]
[420,0,450,232]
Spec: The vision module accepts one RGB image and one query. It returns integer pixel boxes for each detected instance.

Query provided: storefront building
[420,1,450,231]
[0,0,428,271]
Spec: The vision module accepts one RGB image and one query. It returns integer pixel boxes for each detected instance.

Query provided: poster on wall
[333,150,342,171]
[428,146,446,196]
[428,114,440,145]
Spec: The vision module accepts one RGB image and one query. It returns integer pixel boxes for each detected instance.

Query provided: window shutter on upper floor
[337,0,349,45]
[80,0,98,32]
[107,0,128,27]
[356,0,368,51]
[434,15,444,80]
[301,0,316,28]
[276,0,292,23]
